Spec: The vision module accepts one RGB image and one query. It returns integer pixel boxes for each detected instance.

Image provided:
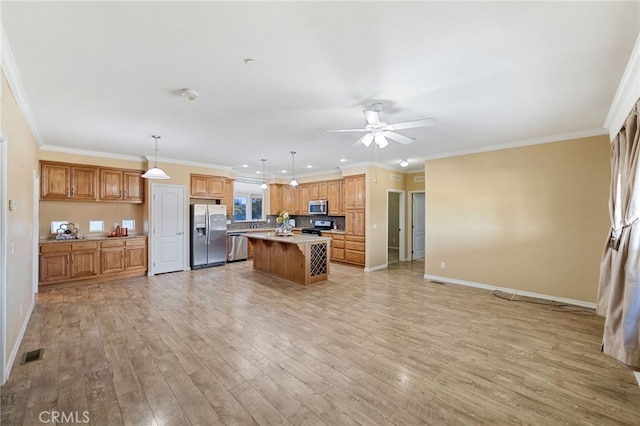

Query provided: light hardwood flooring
[2,260,639,425]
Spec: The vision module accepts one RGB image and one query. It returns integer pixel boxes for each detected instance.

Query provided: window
[233,182,265,222]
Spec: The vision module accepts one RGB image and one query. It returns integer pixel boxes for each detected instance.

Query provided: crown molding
[604,33,640,140]
[0,24,43,147]
[41,144,145,162]
[423,128,608,161]
[143,155,233,171]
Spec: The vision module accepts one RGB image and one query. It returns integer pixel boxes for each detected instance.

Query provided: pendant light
[289,151,298,187]
[260,159,269,190]
[142,135,170,180]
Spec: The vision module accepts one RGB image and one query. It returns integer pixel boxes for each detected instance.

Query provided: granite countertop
[40,235,147,244]
[242,232,330,244]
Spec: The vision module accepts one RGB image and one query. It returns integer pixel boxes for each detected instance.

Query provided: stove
[301,220,333,235]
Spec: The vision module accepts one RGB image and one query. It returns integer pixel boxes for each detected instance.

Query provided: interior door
[152,184,185,274]
[412,192,425,260]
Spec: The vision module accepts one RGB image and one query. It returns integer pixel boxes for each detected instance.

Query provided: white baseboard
[365,264,388,272]
[424,274,596,309]
[4,298,34,383]
[634,371,640,387]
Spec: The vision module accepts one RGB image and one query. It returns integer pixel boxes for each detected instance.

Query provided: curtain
[598,98,640,370]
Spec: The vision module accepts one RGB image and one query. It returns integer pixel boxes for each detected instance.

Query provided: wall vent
[390,174,402,182]
[414,176,425,183]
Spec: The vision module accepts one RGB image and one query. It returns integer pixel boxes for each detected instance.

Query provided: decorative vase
[279,222,292,234]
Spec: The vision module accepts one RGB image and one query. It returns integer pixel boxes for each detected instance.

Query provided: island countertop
[243,232,330,244]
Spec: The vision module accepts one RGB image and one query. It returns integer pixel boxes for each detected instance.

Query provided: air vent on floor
[20,348,44,364]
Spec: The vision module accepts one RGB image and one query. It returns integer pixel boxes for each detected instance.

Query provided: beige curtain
[598,98,640,370]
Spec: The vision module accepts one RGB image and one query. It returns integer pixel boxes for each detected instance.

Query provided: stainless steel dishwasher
[227,233,248,262]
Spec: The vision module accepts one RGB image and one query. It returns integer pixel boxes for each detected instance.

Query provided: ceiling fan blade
[385,118,435,131]
[363,110,380,125]
[353,133,374,147]
[324,128,368,133]
[383,131,414,145]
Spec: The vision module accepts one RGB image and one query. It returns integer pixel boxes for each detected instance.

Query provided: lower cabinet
[344,235,365,265]
[328,233,345,261]
[39,237,147,286]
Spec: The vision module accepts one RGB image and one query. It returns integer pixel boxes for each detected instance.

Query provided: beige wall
[2,70,40,367]
[425,135,610,302]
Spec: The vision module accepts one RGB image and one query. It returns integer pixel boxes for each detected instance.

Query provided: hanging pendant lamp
[289,151,298,187]
[260,159,269,190]
[142,135,170,179]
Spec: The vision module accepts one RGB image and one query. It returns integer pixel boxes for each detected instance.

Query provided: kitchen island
[244,232,330,285]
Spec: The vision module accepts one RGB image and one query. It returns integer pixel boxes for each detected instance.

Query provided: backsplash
[226,214,345,231]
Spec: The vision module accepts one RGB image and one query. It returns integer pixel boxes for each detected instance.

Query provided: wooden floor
[2,259,639,425]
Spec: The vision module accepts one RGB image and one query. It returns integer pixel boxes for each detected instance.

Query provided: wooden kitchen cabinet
[39,236,147,287]
[297,185,310,215]
[281,185,296,213]
[345,209,365,237]
[269,184,283,215]
[190,174,225,199]
[41,162,98,201]
[344,174,366,210]
[99,168,144,202]
[327,180,343,216]
[224,179,235,215]
[327,232,345,261]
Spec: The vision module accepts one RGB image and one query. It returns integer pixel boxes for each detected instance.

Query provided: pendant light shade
[260,159,269,190]
[289,151,298,187]
[142,135,170,180]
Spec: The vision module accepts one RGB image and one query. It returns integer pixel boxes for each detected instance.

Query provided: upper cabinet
[344,174,366,210]
[190,174,225,199]
[99,168,144,203]
[327,180,343,216]
[41,161,142,203]
[224,179,234,215]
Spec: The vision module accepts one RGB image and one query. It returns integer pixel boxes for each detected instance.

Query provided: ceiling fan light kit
[400,159,409,168]
[142,135,171,180]
[327,103,434,149]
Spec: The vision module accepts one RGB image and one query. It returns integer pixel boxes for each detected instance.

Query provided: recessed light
[256,171,261,174]
[281,169,287,173]
[306,165,313,168]
[241,164,249,168]
[339,158,347,162]
[400,159,409,168]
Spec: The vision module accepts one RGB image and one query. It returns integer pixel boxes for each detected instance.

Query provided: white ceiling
[2,1,639,179]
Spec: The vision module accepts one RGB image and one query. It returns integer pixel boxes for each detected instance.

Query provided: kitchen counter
[244,232,330,285]
[39,235,147,244]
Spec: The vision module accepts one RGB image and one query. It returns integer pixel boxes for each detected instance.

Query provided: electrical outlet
[309,219,312,224]
[440,262,446,269]
[267,218,271,223]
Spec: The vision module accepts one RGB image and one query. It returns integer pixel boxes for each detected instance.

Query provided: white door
[152,184,186,274]
[412,192,425,260]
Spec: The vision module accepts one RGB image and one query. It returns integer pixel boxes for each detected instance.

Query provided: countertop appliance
[309,200,328,215]
[190,204,227,269]
[301,220,333,235]
[227,232,248,262]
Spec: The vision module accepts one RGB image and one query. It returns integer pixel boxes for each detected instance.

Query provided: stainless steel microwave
[309,200,328,215]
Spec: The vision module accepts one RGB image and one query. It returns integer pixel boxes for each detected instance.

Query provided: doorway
[150,184,187,275]
[387,190,405,264]
[411,192,425,260]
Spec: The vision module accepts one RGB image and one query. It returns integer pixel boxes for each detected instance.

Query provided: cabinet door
[125,246,147,271]
[327,180,342,216]
[71,250,99,279]
[41,163,70,199]
[224,179,234,215]
[208,178,225,198]
[101,247,126,274]
[123,171,144,202]
[297,185,310,215]
[190,174,211,198]
[71,166,97,200]
[345,210,365,236]
[40,252,71,283]
[318,182,328,200]
[309,183,319,200]
[100,169,124,200]
[282,185,296,213]
[269,185,282,215]
[345,175,365,209]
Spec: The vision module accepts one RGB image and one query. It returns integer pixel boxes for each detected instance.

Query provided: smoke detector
[181,89,198,101]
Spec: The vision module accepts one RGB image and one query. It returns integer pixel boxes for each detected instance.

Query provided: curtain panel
[598,98,640,370]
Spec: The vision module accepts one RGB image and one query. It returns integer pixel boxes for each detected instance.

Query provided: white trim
[144,155,232,172]
[387,189,405,263]
[634,371,640,387]
[423,128,608,161]
[40,144,145,162]
[604,33,640,140]
[424,274,596,309]
[365,264,387,272]
[0,134,6,385]
[4,299,34,382]
[0,25,43,148]
[32,171,39,294]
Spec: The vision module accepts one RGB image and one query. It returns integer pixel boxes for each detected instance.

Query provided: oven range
[301,220,333,235]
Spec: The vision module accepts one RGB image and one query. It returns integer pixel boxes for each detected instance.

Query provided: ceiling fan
[326,103,435,148]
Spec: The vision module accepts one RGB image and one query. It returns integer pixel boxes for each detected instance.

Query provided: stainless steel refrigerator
[190,204,227,269]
